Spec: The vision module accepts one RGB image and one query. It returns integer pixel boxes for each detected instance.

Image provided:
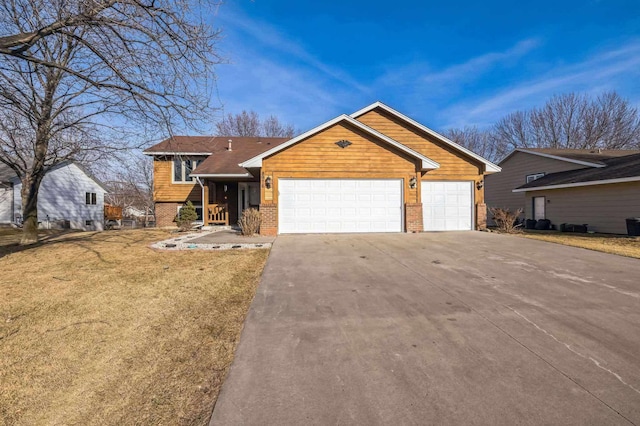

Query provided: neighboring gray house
[0,161,108,231]
[486,149,640,234]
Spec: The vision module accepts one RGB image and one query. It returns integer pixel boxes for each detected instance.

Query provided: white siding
[13,163,106,231]
[0,185,12,223]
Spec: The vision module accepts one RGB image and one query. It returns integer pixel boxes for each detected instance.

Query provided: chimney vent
[228,139,232,151]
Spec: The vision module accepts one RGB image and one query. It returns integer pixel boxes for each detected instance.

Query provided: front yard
[0,229,268,425]
[518,230,640,259]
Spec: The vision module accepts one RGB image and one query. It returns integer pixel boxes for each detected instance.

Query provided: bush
[238,208,261,236]
[176,201,198,231]
[489,207,523,233]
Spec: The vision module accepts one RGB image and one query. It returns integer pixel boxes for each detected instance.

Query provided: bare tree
[215,110,295,137]
[105,153,154,224]
[0,0,221,244]
[444,127,507,163]
[262,114,296,137]
[493,91,640,150]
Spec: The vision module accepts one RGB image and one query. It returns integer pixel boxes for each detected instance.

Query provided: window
[85,192,97,205]
[85,220,93,226]
[173,157,200,182]
[177,204,203,222]
[526,173,545,183]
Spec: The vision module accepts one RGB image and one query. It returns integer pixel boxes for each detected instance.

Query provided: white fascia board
[142,151,212,156]
[512,175,640,192]
[190,173,253,178]
[240,114,440,170]
[350,101,501,173]
[513,149,606,168]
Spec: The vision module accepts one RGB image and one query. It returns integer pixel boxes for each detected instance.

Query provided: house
[144,102,501,235]
[485,148,640,234]
[0,161,109,231]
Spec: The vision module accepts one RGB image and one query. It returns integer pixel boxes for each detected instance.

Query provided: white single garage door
[278,179,403,234]
[422,181,473,231]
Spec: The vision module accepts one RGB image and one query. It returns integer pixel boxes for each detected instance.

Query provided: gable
[262,121,419,173]
[355,108,483,176]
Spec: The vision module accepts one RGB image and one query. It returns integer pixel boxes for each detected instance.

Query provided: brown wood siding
[153,158,201,203]
[356,109,483,177]
[524,181,640,234]
[485,151,587,217]
[262,122,420,204]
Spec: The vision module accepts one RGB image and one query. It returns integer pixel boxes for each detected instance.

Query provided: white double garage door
[278,179,473,234]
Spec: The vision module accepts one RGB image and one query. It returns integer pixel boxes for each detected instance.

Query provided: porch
[202,180,261,226]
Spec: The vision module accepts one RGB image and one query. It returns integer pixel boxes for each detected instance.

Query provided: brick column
[405,203,423,233]
[260,204,278,236]
[476,203,487,230]
[155,202,179,228]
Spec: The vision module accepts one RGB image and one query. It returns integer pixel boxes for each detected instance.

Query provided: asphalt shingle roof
[517,152,640,189]
[144,136,290,175]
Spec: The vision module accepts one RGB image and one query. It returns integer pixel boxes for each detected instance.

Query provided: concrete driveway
[210,232,640,425]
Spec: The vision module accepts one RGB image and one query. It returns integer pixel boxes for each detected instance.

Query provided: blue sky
[211,0,640,133]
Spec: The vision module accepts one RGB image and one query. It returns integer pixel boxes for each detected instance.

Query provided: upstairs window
[85,192,97,205]
[526,173,545,183]
[173,158,200,182]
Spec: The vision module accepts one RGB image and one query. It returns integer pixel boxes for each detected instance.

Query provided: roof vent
[227,139,232,151]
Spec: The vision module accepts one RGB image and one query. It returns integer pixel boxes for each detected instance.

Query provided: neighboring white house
[0,161,108,231]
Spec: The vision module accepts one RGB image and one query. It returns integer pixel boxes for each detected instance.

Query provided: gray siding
[485,151,587,218]
[524,182,640,234]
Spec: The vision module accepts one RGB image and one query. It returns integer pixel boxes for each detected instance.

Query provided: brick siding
[155,202,179,228]
[476,202,487,230]
[260,204,278,236]
[405,203,423,232]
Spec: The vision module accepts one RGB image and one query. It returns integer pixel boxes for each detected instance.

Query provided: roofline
[143,151,213,156]
[239,114,440,170]
[512,175,640,192]
[498,148,606,168]
[190,173,253,178]
[350,101,501,174]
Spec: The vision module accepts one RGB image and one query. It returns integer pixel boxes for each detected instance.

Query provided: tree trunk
[20,173,43,245]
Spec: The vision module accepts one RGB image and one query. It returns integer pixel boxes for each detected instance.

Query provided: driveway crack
[359,236,638,426]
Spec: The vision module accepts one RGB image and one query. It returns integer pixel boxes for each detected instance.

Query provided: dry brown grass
[519,230,640,259]
[0,229,268,426]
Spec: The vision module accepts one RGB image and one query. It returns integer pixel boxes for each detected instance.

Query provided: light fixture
[409,176,417,189]
[476,180,484,190]
[265,176,272,189]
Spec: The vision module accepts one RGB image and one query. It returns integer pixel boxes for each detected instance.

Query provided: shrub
[489,207,523,233]
[238,208,261,236]
[176,201,198,231]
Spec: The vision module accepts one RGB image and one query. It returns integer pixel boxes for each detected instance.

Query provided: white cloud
[440,39,640,128]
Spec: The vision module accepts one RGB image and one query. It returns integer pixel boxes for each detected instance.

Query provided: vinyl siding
[485,151,588,216]
[524,181,640,234]
[13,163,106,231]
[0,185,12,223]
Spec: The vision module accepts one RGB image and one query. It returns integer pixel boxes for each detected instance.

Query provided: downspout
[196,177,205,225]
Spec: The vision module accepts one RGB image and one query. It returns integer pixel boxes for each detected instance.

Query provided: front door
[533,196,546,220]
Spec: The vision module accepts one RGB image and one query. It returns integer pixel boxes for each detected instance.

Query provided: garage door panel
[279,179,402,234]
[422,181,473,231]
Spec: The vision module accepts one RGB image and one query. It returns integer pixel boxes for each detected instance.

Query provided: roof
[513,152,640,192]
[350,102,501,173]
[144,136,227,155]
[239,114,441,170]
[499,148,640,168]
[191,138,289,176]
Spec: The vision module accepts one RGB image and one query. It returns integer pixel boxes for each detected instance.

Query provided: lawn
[518,230,640,259]
[0,228,268,425]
